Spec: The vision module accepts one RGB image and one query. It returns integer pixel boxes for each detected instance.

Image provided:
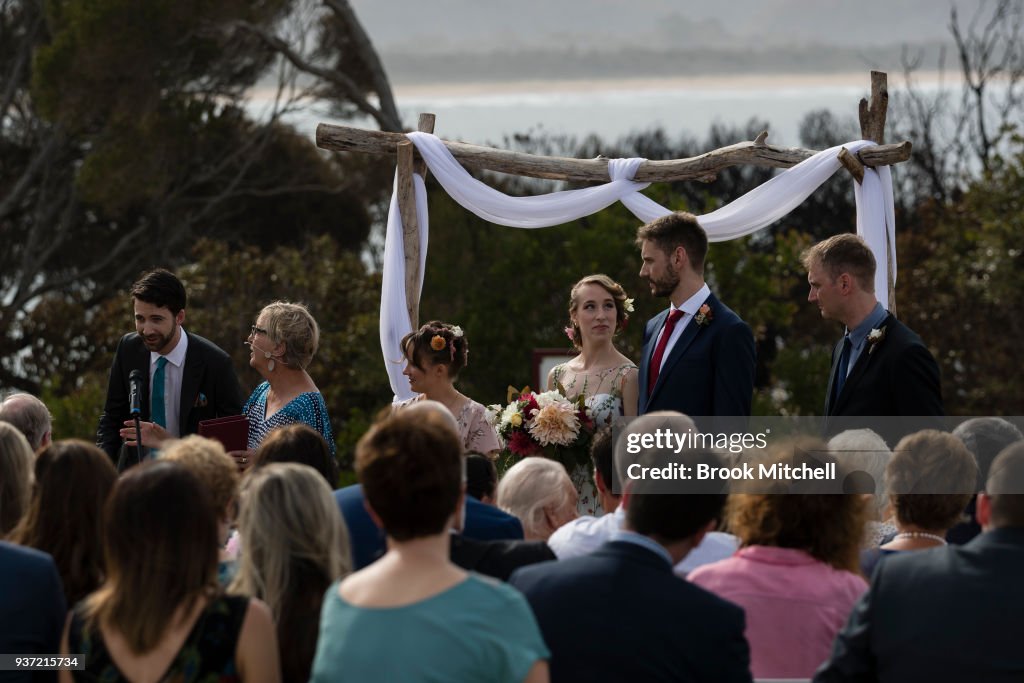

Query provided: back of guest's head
[130,268,187,314]
[728,437,866,572]
[259,301,320,369]
[0,421,34,535]
[466,452,497,502]
[11,440,116,605]
[635,212,708,273]
[86,461,218,654]
[496,457,576,541]
[400,321,468,379]
[230,463,350,615]
[985,442,1024,529]
[887,430,977,532]
[828,428,891,517]
[626,445,728,542]
[953,418,1024,492]
[160,435,239,517]
[800,233,876,292]
[356,412,463,541]
[0,392,53,451]
[254,423,339,487]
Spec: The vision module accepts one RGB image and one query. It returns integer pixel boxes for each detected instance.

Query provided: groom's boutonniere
[867,326,887,354]
[694,303,714,327]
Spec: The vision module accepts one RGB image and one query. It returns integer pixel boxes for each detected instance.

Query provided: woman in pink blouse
[689,439,868,680]
[395,321,500,456]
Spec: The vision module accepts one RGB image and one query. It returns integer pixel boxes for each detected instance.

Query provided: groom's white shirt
[652,283,711,373]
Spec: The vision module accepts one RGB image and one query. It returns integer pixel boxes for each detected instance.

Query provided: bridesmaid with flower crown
[395,321,500,456]
[547,274,639,514]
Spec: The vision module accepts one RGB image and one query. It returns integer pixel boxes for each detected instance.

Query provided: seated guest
[816,442,1024,681]
[948,417,1023,544]
[336,402,523,570]
[394,321,500,455]
[466,451,498,504]
[241,302,334,464]
[828,428,895,547]
[448,533,555,582]
[310,412,549,682]
[510,445,751,683]
[690,438,868,680]
[861,430,977,576]
[10,440,116,606]
[253,422,340,487]
[231,463,350,683]
[0,541,66,683]
[0,421,34,535]
[61,461,280,682]
[497,457,577,542]
[548,417,738,575]
[0,392,53,451]
[160,435,241,585]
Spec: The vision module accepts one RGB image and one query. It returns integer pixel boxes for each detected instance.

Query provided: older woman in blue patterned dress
[242,302,335,459]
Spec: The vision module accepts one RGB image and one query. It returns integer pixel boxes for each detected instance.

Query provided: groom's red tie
[648,309,684,396]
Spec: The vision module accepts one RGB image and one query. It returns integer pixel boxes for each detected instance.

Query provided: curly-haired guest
[689,438,868,680]
[394,321,499,455]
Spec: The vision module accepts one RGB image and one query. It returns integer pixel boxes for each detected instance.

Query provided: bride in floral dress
[547,274,639,515]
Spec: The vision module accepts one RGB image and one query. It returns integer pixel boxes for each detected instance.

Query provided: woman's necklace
[893,531,948,545]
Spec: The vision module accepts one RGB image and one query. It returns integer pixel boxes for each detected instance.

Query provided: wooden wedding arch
[315,70,910,329]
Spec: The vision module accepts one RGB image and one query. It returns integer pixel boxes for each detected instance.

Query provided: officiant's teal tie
[151,356,168,428]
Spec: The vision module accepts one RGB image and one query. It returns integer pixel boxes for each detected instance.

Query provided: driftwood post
[396,114,437,331]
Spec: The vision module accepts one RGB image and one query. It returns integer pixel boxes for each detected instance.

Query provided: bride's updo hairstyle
[567,274,630,350]
[401,321,469,379]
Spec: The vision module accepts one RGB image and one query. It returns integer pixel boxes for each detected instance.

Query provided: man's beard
[648,269,680,298]
[143,325,177,353]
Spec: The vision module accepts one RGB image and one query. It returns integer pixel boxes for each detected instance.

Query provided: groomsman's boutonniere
[694,303,714,327]
[867,326,887,354]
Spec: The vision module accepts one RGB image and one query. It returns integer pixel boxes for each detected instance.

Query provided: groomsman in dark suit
[96,269,243,467]
[636,212,756,422]
[802,234,943,443]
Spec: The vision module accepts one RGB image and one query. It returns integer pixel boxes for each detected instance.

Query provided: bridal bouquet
[488,385,595,471]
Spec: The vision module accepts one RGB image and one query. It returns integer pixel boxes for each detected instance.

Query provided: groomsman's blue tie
[834,335,852,399]
[151,356,168,428]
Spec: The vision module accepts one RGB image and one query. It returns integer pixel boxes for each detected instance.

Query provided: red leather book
[198,415,250,452]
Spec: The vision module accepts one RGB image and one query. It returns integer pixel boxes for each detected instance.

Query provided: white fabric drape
[380,132,896,399]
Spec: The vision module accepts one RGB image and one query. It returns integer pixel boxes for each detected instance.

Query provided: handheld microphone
[129,369,144,415]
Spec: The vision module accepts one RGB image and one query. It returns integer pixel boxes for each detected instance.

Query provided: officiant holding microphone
[240,302,335,468]
[97,268,244,468]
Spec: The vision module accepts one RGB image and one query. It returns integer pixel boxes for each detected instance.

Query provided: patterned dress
[68,595,249,682]
[242,381,336,455]
[394,394,501,454]
[550,362,636,516]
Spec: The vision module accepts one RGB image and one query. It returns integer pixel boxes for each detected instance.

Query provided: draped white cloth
[381,132,896,400]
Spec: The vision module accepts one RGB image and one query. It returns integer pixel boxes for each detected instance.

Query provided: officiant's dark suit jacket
[96,331,244,464]
[815,528,1024,682]
[822,312,943,445]
[638,293,755,423]
[509,540,752,683]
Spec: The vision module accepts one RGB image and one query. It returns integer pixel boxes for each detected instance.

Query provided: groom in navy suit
[636,212,756,421]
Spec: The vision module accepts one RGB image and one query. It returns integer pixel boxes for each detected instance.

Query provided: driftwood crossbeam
[315,71,908,327]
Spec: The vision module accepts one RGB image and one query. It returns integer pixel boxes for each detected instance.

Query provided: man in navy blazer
[815,442,1024,682]
[509,446,751,683]
[96,269,243,467]
[0,542,67,683]
[636,212,755,423]
[802,234,943,444]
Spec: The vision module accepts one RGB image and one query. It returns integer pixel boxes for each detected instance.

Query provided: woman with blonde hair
[61,461,279,682]
[549,274,638,514]
[242,302,334,463]
[497,457,578,542]
[0,421,34,535]
[689,438,868,680]
[230,463,351,683]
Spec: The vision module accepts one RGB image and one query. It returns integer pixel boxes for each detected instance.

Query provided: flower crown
[428,325,464,362]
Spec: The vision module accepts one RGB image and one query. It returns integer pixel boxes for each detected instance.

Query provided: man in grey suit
[815,441,1024,682]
